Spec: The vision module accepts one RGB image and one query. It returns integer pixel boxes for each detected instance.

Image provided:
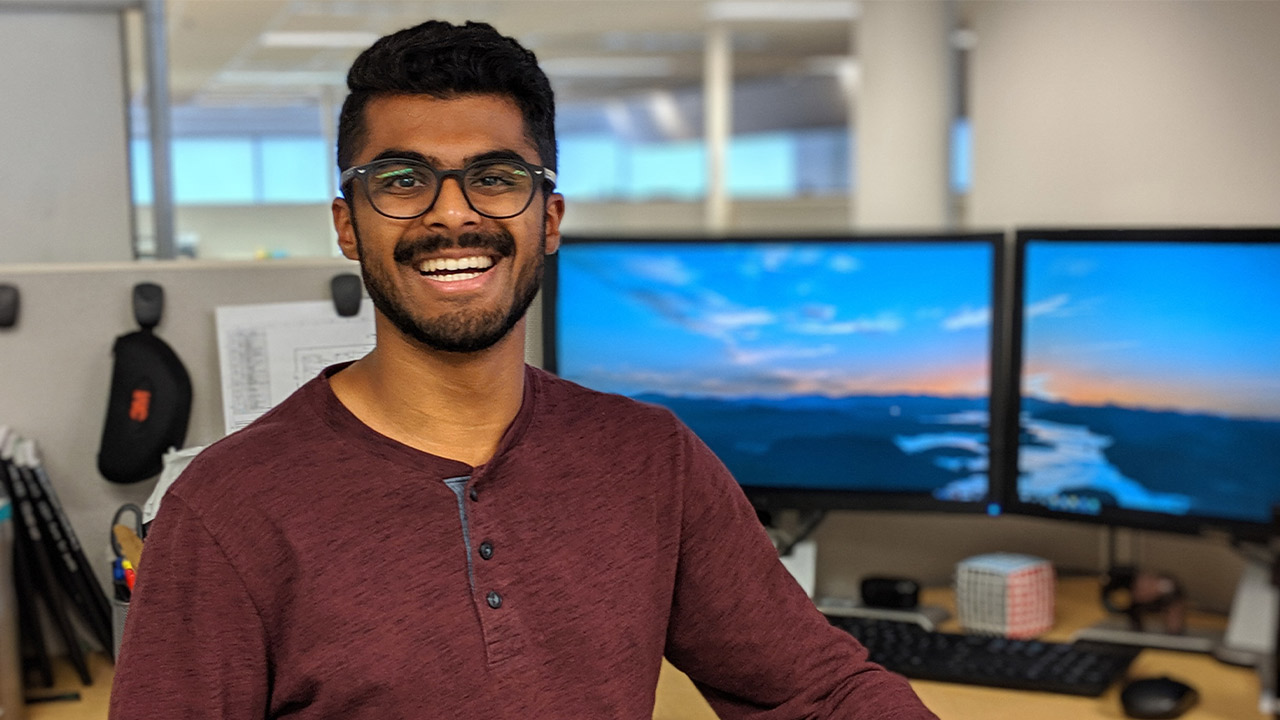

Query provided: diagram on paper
[215,300,375,435]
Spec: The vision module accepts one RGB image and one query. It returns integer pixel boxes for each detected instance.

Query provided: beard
[352,217,546,354]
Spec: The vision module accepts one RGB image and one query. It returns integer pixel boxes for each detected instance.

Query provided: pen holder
[112,597,130,659]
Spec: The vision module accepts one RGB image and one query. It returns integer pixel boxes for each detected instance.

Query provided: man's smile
[416,254,497,281]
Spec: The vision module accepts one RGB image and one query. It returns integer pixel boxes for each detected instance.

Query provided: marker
[122,559,137,592]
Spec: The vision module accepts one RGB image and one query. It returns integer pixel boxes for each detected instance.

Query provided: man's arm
[662,424,938,720]
[109,493,270,719]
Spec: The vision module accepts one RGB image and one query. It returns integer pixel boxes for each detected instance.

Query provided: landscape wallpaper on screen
[556,242,993,502]
[1020,241,1280,525]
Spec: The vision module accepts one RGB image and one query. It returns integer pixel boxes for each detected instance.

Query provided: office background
[2,0,1280,641]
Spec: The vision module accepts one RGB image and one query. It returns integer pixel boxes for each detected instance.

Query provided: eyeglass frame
[339,156,558,220]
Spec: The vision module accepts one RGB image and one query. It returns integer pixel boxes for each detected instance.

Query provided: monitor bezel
[542,231,1010,516]
[1001,227,1280,542]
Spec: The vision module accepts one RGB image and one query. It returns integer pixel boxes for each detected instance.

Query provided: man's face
[332,93,564,354]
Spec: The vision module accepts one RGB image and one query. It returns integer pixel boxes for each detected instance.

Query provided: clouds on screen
[941,306,990,331]
[793,313,903,335]
[1027,293,1071,318]
[623,254,696,285]
[568,247,988,396]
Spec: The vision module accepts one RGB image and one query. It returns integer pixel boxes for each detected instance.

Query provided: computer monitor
[544,234,1006,514]
[1003,228,1280,542]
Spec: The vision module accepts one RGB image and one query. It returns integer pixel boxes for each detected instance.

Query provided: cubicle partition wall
[0,259,367,611]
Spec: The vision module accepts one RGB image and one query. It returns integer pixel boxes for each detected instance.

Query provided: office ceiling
[150,0,859,107]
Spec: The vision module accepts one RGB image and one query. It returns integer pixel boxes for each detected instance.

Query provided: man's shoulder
[532,365,683,430]
[167,381,328,504]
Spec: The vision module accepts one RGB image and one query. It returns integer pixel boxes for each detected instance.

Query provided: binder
[17,441,113,652]
[0,429,107,686]
[0,454,90,685]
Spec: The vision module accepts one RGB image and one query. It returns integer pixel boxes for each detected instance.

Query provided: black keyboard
[827,614,1139,696]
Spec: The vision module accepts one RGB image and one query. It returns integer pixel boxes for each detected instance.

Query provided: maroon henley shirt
[109,364,937,719]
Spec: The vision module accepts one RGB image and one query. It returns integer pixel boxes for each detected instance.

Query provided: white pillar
[145,0,177,258]
[704,23,732,234]
[855,0,953,229]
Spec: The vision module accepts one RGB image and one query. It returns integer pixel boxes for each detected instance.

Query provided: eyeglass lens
[364,159,538,219]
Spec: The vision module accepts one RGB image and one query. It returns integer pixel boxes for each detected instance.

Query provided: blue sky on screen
[556,242,992,400]
[1023,242,1280,420]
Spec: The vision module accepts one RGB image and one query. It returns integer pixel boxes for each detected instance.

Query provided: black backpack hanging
[97,282,193,484]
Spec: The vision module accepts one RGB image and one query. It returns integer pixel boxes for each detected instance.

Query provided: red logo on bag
[129,389,152,422]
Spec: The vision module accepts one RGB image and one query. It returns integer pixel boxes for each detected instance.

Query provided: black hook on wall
[133,282,165,330]
[0,283,19,329]
[331,273,363,317]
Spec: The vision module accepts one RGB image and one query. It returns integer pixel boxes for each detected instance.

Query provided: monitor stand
[1072,554,1277,663]
[1214,556,1278,667]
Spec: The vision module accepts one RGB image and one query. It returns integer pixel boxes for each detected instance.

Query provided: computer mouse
[1120,676,1199,719]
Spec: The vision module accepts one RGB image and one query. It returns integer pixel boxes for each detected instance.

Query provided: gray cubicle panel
[0,258,550,655]
[0,260,360,606]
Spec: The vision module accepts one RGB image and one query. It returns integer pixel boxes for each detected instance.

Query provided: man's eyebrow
[464,149,531,165]
[366,148,534,167]
[370,148,433,165]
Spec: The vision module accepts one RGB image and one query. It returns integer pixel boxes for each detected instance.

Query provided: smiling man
[109,20,937,720]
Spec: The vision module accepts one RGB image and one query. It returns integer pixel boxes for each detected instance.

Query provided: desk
[23,578,1263,719]
[24,652,114,720]
[654,576,1262,719]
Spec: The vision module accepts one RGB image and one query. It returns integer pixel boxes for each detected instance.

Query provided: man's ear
[332,197,360,261]
[543,192,565,255]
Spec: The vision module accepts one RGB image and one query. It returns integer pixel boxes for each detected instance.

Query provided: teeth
[433,272,481,282]
[418,255,495,274]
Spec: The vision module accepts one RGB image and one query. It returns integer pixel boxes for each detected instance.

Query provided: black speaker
[860,576,920,610]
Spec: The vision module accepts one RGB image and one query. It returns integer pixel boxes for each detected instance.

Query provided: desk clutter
[825,555,1135,698]
[821,559,1236,718]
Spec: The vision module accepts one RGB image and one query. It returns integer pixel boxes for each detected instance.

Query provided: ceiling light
[259,31,380,48]
[540,57,675,78]
[214,71,348,87]
[707,1,861,22]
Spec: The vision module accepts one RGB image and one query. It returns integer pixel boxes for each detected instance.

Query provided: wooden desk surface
[24,652,114,720]
[23,578,1263,720]
[655,576,1263,720]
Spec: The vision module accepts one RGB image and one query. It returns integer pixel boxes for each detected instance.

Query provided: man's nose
[423,175,481,229]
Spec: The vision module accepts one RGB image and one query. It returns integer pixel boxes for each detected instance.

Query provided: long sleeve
[109,493,270,720]
[663,425,938,720]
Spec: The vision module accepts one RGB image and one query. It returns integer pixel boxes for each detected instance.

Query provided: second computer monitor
[545,234,1005,513]
[1006,228,1280,540]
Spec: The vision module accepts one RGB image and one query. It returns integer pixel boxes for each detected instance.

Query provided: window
[261,137,331,202]
[131,135,333,205]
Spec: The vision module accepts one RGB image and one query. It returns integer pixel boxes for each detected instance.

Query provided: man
[110,20,937,719]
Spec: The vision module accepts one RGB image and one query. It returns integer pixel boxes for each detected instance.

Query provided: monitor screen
[545,235,1005,513]
[1006,229,1280,540]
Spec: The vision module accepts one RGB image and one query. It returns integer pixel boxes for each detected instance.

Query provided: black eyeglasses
[340,157,557,220]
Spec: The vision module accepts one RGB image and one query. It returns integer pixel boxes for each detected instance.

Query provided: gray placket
[442,475,475,593]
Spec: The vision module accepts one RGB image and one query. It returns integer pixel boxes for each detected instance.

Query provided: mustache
[392,229,516,266]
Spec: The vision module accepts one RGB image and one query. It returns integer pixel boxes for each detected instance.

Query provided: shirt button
[478,541,494,560]
[468,488,479,501]
[486,591,502,609]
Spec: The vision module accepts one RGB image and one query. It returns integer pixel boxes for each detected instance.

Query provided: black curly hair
[336,20,557,181]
